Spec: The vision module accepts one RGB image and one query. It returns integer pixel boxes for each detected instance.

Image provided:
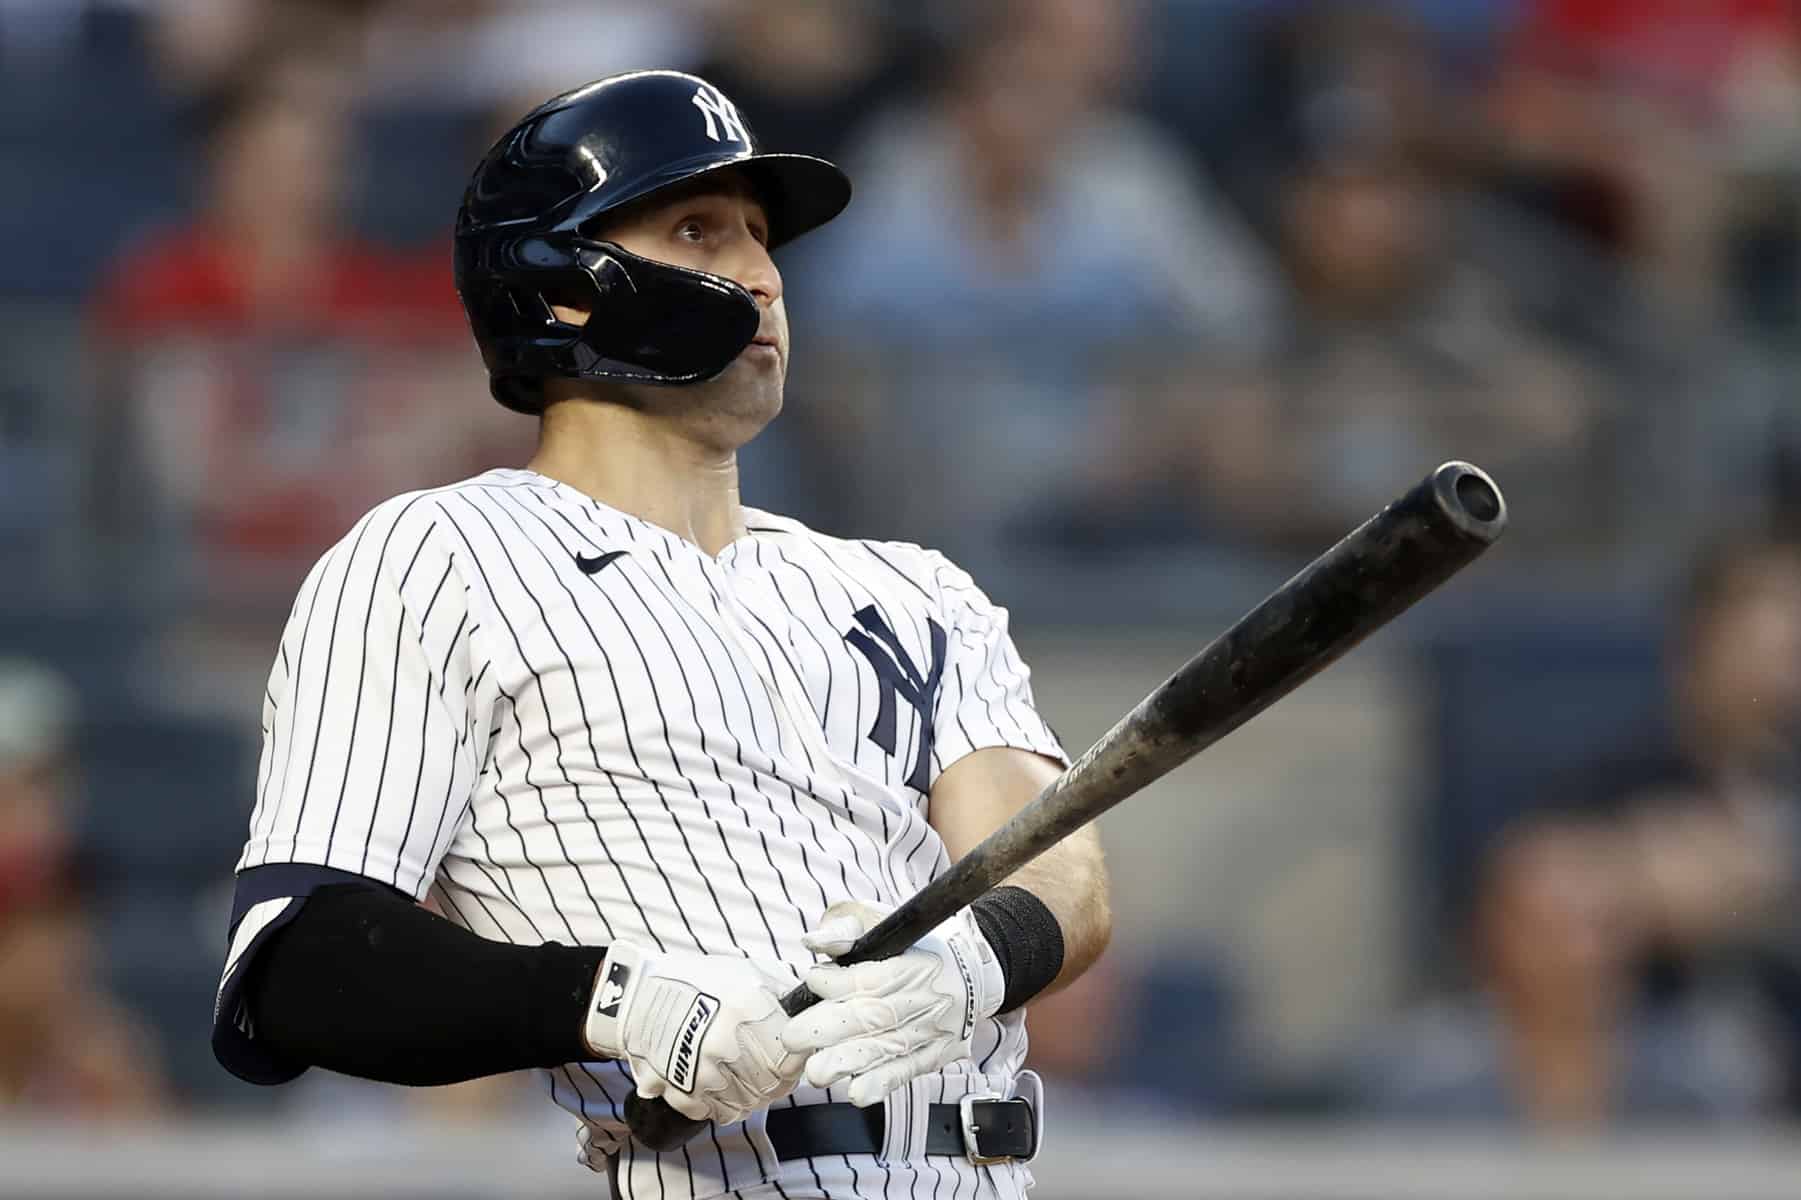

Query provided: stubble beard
[634,355,785,451]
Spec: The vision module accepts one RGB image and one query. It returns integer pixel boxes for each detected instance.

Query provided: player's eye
[676,218,707,243]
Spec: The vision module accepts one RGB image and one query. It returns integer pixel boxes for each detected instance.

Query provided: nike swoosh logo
[575,549,628,576]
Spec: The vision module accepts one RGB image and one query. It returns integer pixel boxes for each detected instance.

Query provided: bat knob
[1430,462,1506,542]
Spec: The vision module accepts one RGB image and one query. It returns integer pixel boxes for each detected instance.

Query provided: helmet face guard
[454,70,852,413]
[462,236,763,413]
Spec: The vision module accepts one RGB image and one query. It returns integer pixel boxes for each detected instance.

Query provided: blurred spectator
[0,660,166,1118]
[990,1,1674,558]
[148,0,381,98]
[1489,3,1736,323]
[360,0,702,107]
[1588,536,1801,1111]
[787,0,1279,551]
[1355,816,1767,1125]
[690,0,911,165]
[87,47,523,618]
[1105,1,1636,555]
[1480,0,1801,555]
[1266,96,1613,546]
[1359,535,1801,1125]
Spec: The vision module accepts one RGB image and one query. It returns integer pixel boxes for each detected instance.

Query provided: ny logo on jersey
[691,84,750,145]
[844,606,946,792]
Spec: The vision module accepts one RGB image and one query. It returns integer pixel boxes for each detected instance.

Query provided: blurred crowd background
[7,0,1801,1165]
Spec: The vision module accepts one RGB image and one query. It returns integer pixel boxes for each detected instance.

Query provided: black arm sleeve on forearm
[244,883,607,1087]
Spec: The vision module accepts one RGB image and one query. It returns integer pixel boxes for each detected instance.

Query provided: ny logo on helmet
[691,85,749,145]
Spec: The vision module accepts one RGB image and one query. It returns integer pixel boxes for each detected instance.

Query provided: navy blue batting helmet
[454,70,852,413]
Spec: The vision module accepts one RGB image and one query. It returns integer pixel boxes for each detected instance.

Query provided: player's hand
[584,941,805,1127]
[781,901,1006,1108]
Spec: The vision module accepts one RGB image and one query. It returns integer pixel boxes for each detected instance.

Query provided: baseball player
[213,70,1110,1199]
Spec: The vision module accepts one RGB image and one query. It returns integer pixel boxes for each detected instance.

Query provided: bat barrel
[1429,461,1506,541]
[1146,459,1503,751]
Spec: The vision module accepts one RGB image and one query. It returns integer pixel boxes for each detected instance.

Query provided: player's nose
[730,238,782,309]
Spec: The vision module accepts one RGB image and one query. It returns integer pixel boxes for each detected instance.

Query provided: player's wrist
[970,886,1065,1014]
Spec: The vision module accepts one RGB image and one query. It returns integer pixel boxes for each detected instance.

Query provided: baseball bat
[627,460,1507,1150]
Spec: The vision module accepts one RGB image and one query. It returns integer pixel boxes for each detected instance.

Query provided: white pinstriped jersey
[217,467,1065,1199]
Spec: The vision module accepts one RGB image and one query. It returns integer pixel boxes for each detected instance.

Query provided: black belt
[765,1097,1036,1164]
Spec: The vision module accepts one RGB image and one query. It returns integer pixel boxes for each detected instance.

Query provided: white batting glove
[584,941,806,1127]
[780,901,1007,1108]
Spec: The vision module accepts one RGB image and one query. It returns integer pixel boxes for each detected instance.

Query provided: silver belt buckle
[958,1091,1014,1165]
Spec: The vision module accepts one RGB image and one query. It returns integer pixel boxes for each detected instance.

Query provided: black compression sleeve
[244,883,606,1086]
[970,885,1065,1013]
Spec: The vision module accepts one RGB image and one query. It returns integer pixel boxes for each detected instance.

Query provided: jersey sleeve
[927,551,1069,782]
[215,493,489,1084]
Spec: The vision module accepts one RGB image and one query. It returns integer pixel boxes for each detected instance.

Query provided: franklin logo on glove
[667,994,719,1093]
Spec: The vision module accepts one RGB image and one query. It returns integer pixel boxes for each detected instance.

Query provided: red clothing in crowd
[1519,0,1797,100]
[92,226,523,587]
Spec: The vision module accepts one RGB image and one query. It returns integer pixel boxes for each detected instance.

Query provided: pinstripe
[572,526,789,958]
[435,513,586,941]
[444,496,602,944]
[255,579,308,852]
[557,536,756,956]
[479,493,716,955]
[253,535,332,859]
[473,489,687,950]
[768,546,894,861]
[698,586,848,883]
[744,542,889,896]
[321,498,426,857]
[763,545,917,904]
[600,522,837,918]
[416,740,478,891]
[437,606,467,698]
[390,560,466,884]
[718,587,822,775]
[352,583,409,874]
[863,543,933,602]
[944,660,982,774]
[620,530,802,954]
[804,543,919,744]
[283,508,377,857]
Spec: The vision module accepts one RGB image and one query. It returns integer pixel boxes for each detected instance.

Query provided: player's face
[555,174,789,439]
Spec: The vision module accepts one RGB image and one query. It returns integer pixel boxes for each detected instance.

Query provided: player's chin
[719,356,785,413]
[686,372,782,446]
